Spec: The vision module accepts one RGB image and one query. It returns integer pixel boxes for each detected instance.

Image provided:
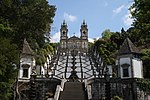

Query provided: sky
[48,0,134,43]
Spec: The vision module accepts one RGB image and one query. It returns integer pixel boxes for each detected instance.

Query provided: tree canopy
[130,0,150,47]
[0,0,56,99]
[0,0,56,49]
[0,38,19,99]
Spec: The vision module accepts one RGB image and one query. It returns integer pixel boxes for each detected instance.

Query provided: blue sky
[48,0,134,42]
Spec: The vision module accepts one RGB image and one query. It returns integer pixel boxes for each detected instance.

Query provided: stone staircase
[59,82,87,100]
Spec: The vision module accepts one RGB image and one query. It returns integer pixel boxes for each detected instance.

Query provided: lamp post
[105,67,111,100]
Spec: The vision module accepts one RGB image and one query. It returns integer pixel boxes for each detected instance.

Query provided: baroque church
[60,20,88,53]
[15,21,150,100]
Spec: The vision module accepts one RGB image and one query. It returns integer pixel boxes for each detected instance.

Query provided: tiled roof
[118,38,140,55]
[22,39,33,55]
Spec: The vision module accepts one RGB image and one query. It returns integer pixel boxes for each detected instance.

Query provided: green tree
[130,0,150,47]
[129,0,150,79]
[94,39,116,65]
[0,38,19,99]
[102,29,113,40]
[0,0,56,49]
[127,27,140,45]
[141,49,150,79]
[110,32,124,49]
[0,11,20,99]
[43,44,54,55]
[0,17,19,79]
[0,0,56,99]
[36,44,54,66]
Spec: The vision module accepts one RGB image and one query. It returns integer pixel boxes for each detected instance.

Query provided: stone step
[59,82,86,100]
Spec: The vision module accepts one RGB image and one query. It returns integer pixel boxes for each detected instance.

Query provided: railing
[84,80,92,100]
[53,79,67,100]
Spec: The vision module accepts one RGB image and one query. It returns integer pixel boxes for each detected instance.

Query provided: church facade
[60,20,88,53]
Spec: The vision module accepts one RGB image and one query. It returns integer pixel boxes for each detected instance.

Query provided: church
[60,20,88,53]
[15,21,150,100]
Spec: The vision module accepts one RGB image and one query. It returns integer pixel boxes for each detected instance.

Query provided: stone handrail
[84,79,92,100]
[53,79,67,100]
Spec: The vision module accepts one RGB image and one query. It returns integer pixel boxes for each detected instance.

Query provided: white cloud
[123,12,133,26]
[113,5,125,14]
[88,37,100,43]
[63,12,77,22]
[88,38,94,43]
[50,32,60,43]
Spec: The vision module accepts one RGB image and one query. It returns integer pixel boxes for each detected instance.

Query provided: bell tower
[80,20,88,53]
[60,20,68,50]
[80,20,88,40]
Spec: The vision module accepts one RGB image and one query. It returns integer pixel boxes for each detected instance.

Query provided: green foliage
[43,44,54,54]
[0,18,12,38]
[130,0,150,47]
[127,0,150,78]
[111,96,121,100]
[126,27,140,45]
[0,0,56,99]
[0,0,56,49]
[102,29,114,40]
[110,31,127,49]
[136,78,150,94]
[0,11,19,99]
[141,49,150,78]
[141,49,150,59]
[0,38,19,99]
[94,39,116,65]
[36,44,54,65]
